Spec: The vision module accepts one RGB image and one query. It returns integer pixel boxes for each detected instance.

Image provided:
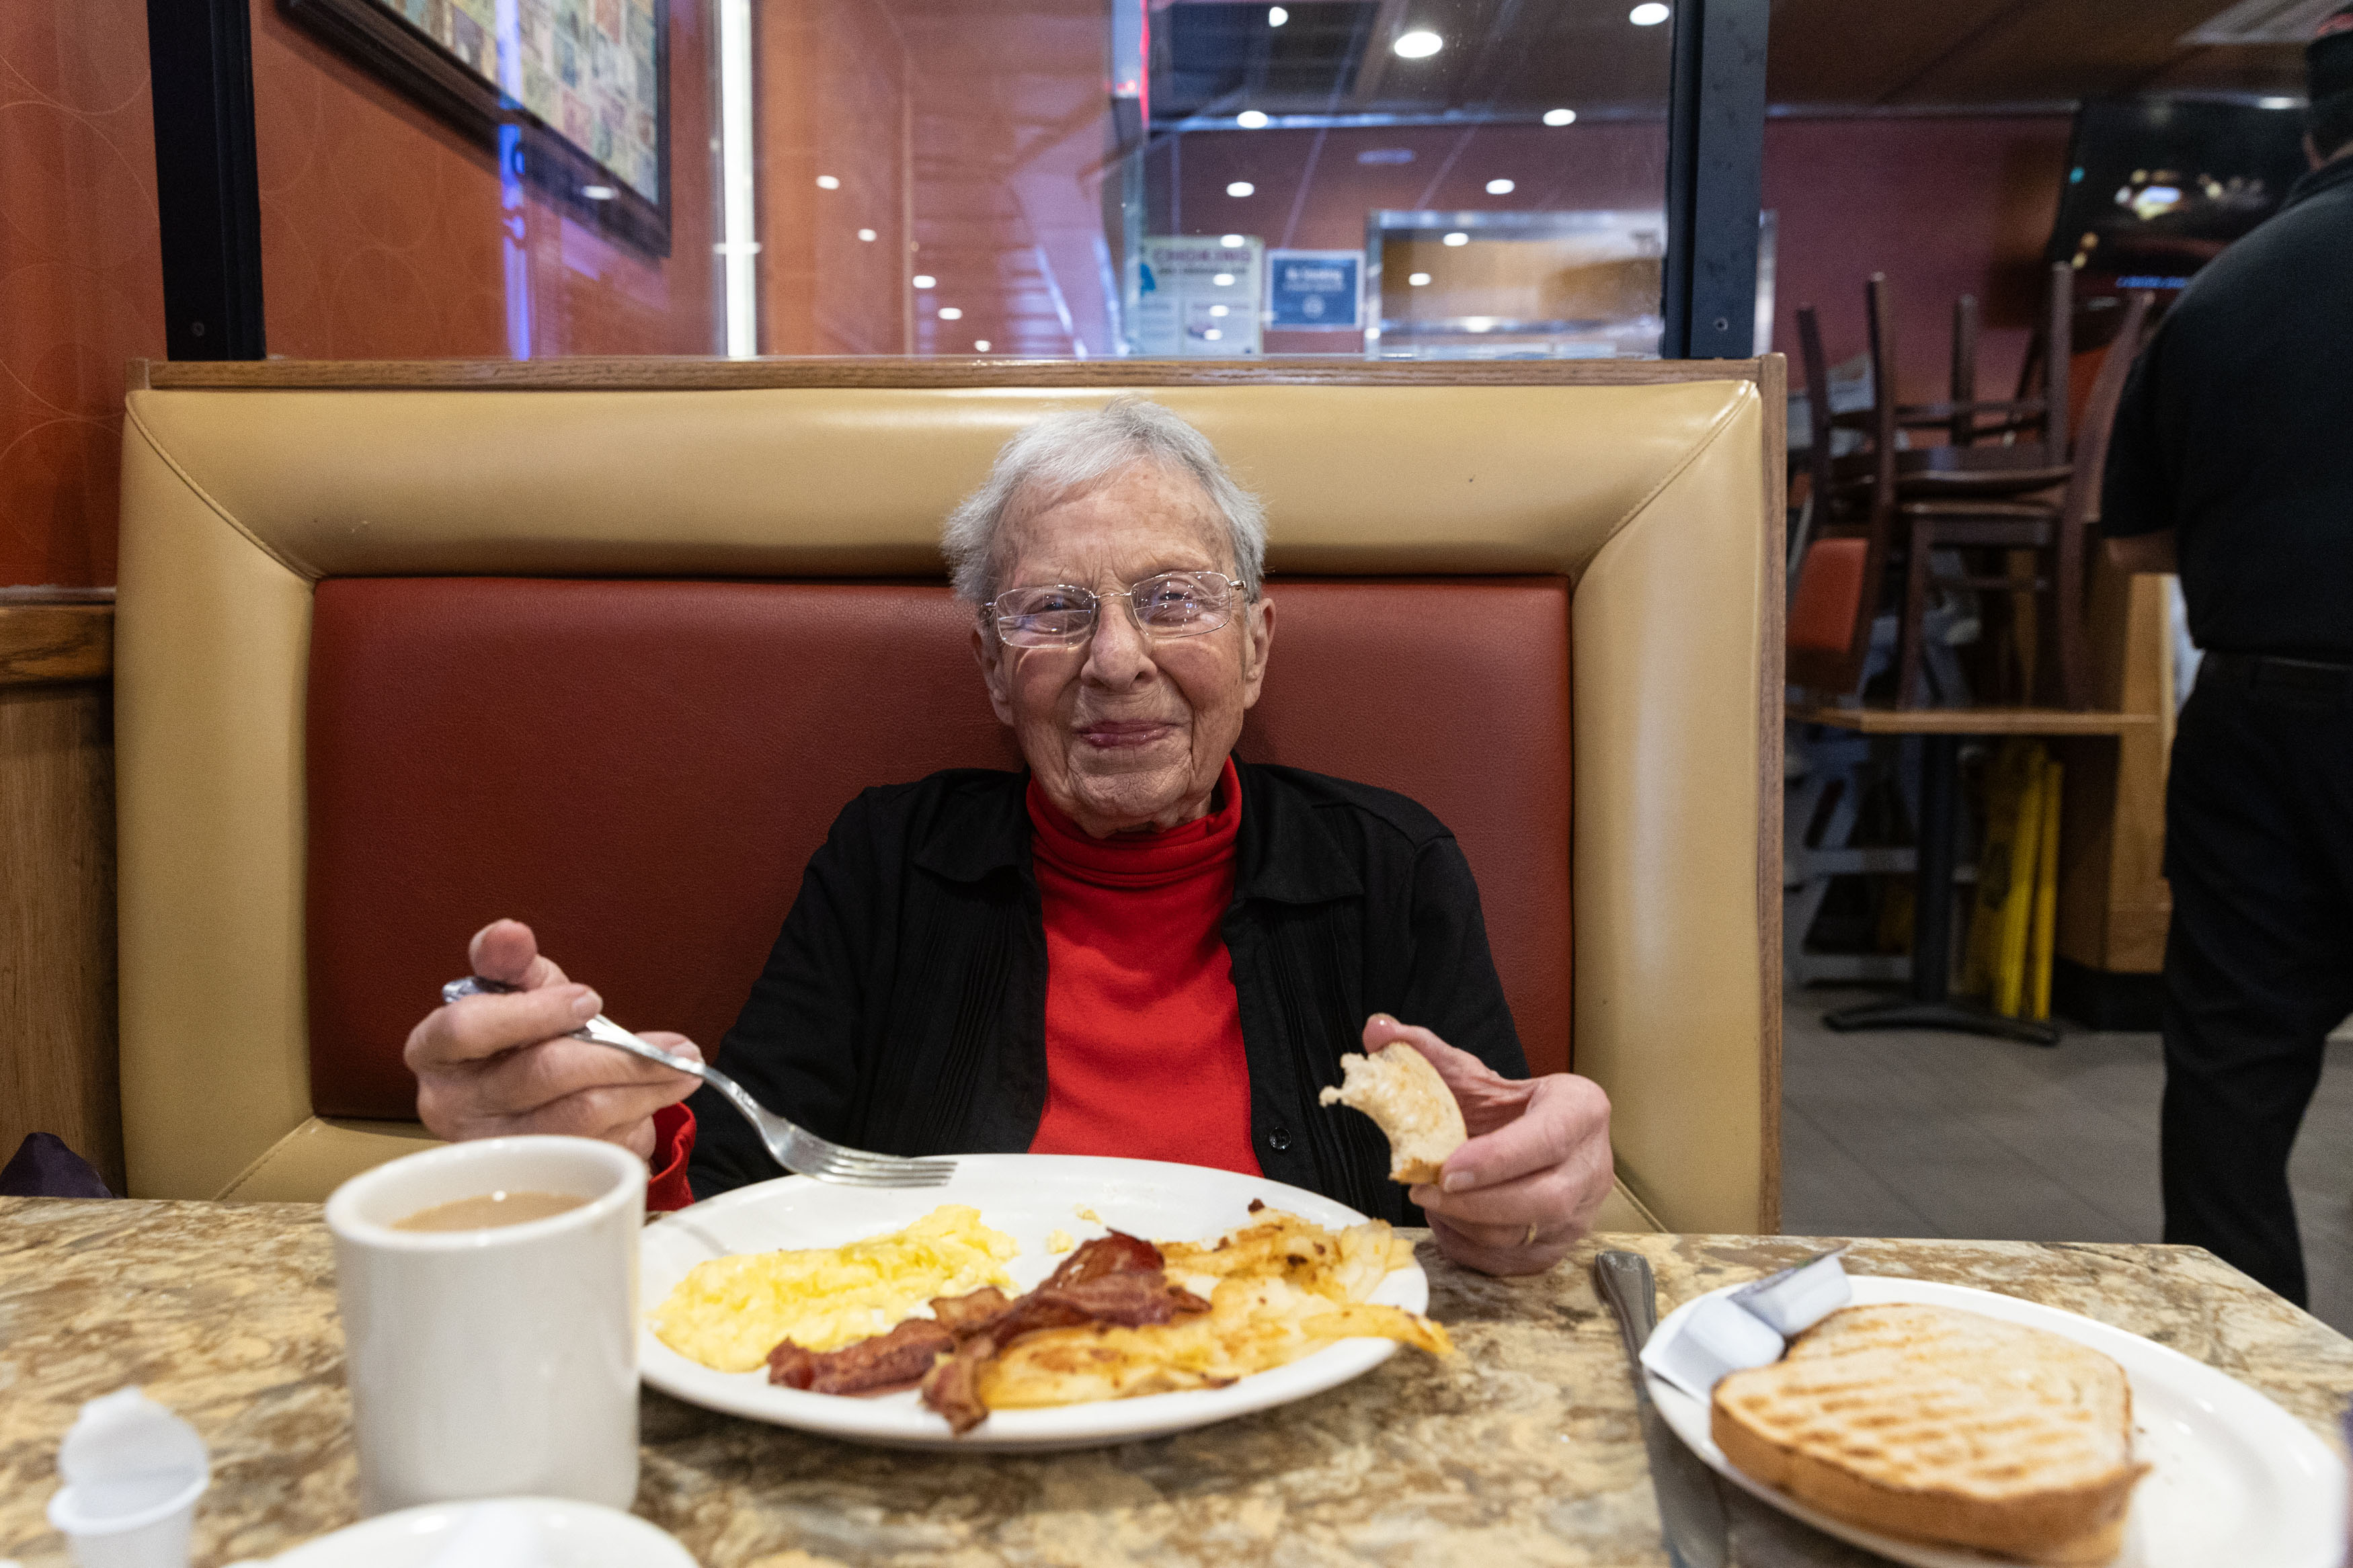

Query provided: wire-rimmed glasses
[984,571,1248,648]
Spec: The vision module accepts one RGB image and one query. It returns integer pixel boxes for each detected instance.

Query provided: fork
[440,976,955,1188]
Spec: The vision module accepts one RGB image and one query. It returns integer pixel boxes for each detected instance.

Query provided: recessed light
[1226,181,1254,197]
[912,274,936,288]
[1629,3,1669,24]
[1220,233,1246,246]
[1393,29,1442,58]
[1205,328,1224,340]
[582,185,616,200]
[1442,231,1469,246]
[1210,304,1230,317]
[973,339,991,352]
[1268,4,1287,24]
[1464,315,1496,332]
[1408,272,1432,286]
[1213,273,1235,286]
[856,228,877,241]
[938,306,963,319]
[1236,110,1269,129]
[815,174,840,189]
[1486,178,1515,194]
[1543,108,1577,126]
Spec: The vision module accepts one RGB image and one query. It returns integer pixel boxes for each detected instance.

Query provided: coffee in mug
[326,1137,645,1514]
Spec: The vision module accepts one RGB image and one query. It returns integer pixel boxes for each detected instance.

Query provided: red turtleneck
[1025,758,1261,1176]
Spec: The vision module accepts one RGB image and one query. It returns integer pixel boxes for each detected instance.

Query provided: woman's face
[973,460,1275,837]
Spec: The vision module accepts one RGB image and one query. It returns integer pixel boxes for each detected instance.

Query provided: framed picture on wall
[282,0,670,256]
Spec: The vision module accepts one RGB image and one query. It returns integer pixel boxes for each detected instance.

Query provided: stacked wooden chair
[1788,264,2153,710]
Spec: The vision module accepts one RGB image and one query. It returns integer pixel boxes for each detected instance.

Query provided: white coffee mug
[325,1137,645,1514]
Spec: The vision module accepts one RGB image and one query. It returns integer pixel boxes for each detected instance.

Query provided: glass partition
[242,0,1681,360]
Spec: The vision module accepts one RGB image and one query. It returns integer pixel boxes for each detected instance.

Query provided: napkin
[1639,1248,1853,1401]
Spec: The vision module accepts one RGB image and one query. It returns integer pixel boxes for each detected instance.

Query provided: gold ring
[1522,1221,1541,1248]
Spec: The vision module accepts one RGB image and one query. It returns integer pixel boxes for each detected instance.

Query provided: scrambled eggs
[651,1204,1018,1372]
[1045,1228,1076,1253]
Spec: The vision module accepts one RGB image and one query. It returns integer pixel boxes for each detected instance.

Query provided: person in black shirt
[2100,9,2353,1307]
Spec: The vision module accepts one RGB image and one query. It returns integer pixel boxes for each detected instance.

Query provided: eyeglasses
[984,571,1248,648]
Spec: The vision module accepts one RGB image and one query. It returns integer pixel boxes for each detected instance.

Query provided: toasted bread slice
[1317,1046,1466,1184]
[1711,1303,2146,1565]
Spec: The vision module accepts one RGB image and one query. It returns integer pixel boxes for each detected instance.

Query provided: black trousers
[2161,655,2353,1307]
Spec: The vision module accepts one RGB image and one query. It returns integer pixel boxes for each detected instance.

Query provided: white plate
[1647,1275,2349,1568]
[638,1153,1426,1450]
[248,1498,695,1567]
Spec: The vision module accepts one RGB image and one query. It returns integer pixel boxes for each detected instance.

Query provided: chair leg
[1896,518,1935,709]
[2050,522,2090,710]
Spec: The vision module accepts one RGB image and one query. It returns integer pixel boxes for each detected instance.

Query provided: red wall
[0,0,166,587]
[1765,116,2074,403]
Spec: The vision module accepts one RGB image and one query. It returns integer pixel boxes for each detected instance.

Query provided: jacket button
[1267,1127,1292,1152]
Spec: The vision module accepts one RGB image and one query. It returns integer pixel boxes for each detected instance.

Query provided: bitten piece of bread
[1318,1046,1468,1184]
[1711,1303,2147,1565]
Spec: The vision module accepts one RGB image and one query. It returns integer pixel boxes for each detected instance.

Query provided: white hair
[941,397,1268,604]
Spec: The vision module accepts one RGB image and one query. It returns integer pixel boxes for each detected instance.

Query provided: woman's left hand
[1361,1015,1614,1276]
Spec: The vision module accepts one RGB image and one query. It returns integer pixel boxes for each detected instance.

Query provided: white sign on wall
[1132,237,1263,357]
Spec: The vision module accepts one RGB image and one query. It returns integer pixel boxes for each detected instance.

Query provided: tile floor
[1779,993,2353,1337]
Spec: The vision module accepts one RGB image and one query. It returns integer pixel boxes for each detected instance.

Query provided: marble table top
[3,1197,2348,1567]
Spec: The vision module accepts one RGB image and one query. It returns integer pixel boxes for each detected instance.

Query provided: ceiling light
[856,228,877,241]
[1210,304,1230,317]
[1543,108,1577,126]
[1205,329,1224,340]
[815,174,840,189]
[938,306,963,319]
[1486,178,1515,194]
[1442,231,1469,246]
[1220,233,1246,246]
[1629,3,1669,24]
[1226,181,1254,197]
[973,340,991,352]
[1463,315,1496,332]
[1268,4,1287,23]
[1408,272,1432,286]
[1236,110,1269,129]
[582,185,616,200]
[1213,272,1235,286]
[912,274,936,288]
[1392,29,1442,58]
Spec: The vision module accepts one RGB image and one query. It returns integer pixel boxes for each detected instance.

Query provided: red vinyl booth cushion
[305,577,1573,1122]
[1788,536,1869,655]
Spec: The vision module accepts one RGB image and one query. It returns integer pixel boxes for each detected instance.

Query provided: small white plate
[1647,1275,2349,1568]
[638,1153,1426,1450]
[249,1498,695,1567]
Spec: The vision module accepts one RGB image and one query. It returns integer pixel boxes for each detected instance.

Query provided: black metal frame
[280,0,673,257]
[147,0,266,360]
[1662,0,1770,360]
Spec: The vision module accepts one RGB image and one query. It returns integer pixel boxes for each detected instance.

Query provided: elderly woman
[407,399,1611,1275]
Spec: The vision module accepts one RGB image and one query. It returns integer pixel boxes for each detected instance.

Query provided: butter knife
[1595,1250,1731,1568]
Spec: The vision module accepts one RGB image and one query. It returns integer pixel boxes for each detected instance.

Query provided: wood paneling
[1788,704,2155,735]
[0,636,119,1190]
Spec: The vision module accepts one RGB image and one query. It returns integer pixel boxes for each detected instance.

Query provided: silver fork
[440,976,955,1188]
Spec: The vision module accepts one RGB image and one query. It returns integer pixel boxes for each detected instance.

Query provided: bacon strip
[918,1233,1206,1434]
[766,1316,953,1395]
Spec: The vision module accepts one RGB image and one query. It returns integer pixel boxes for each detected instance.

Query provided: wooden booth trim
[134,356,1779,394]
[0,601,114,687]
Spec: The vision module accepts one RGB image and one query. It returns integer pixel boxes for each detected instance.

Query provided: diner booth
[110,358,1783,1236]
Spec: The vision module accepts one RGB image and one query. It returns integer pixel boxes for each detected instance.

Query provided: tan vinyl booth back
[116,360,1785,1235]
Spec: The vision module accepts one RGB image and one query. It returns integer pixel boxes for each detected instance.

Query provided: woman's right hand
[404,919,703,1162]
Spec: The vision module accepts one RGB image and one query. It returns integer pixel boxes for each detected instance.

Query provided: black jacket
[686,761,1528,1222]
[2100,155,2353,657]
